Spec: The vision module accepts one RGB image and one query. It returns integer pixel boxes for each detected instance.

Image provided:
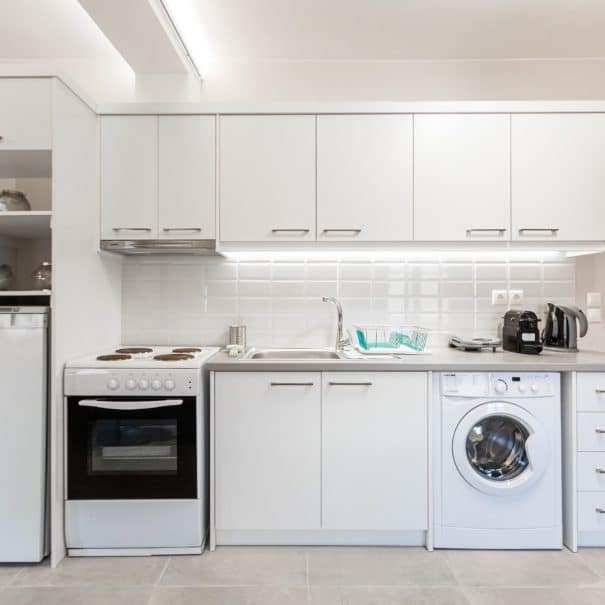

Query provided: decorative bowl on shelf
[31,261,51,290]
[0,190,31,212]
[0,264,13,290]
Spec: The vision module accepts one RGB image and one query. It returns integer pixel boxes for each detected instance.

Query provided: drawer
[577,413,605,451]
[577,452,605,491]
[577,373,605,412]
[578,492,605,532]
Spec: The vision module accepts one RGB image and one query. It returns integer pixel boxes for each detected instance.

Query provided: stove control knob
[531,384,540,393]
[125,379,137,390]
[138,379,149,390]
[151,379,162,390]
[164,379,175,391]
[518,383,527,393]
[494,379,508,394]
[107,378,119,390]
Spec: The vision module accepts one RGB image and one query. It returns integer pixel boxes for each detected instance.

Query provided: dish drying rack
[350,325,429,355]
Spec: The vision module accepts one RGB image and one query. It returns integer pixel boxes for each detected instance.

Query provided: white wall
[576,252,605,352]
[50,79,122,565]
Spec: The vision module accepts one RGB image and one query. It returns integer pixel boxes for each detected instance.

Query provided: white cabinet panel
[101,116,158,240]
[578,492,605,532]
[414,114,510,241]
[219,115,316,242]
[215,372,321,530]
[0,79,51,150]
[317,115,413,241]
[159,116,215,240]
[577,413,605,452]
[577,453,605,492]
[577,373,605,412]
[322,372,428,530]
[512,114,605,241]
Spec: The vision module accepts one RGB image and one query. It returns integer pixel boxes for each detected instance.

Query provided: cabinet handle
[328,381,373,386]
[596,429,605,434]
[0,136,3,141]
[595,390,605,394]
[112,227,152,232]
[162,227,202,232]
[466,228,506,235]
[322,229,362,234]
[270,382,314,387]
[271,229,310,234]
[597,508,605,514]
[518,228,559,235]
[596,469,605,474]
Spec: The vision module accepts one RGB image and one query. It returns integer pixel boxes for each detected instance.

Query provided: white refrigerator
[0,306,48,562]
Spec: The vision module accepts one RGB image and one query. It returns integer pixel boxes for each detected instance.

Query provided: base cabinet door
[322,372,428,530]
[214,372,321,530]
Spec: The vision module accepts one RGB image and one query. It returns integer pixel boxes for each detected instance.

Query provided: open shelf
[0,211,51,238]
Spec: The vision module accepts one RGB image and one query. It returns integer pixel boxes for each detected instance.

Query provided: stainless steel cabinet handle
[0,136,3,141]
[322,229,362,234]
[596,429,605,434]
[162,227,202,232]
[270,382,314,386]
[518,228,560,235]
[596,389,605,394]
[597,508,605,514]
[271,229,310,233]
[112,227,152,232]
[596,468,605,474]
[466,228,506,235]
[328,381,373,386]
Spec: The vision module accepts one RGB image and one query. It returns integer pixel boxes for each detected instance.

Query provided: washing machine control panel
[441,373,555,397]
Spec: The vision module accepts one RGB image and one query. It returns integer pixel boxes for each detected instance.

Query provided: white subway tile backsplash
[121,255,576,347]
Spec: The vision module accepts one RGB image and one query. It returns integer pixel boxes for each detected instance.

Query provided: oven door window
[67,396,197,500]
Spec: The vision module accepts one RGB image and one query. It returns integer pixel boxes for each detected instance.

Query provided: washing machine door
[452,401,549,496]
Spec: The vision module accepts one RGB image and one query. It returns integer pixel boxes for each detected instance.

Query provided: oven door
[66,396,197,500]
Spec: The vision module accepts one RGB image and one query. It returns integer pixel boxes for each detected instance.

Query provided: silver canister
[229,324,247,348]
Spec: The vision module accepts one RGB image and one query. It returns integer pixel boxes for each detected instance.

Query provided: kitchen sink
[244,348,341,360]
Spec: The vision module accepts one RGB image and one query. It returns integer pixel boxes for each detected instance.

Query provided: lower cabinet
[322,372,428,530]
[214,372,321,530]
[213,371,429,542]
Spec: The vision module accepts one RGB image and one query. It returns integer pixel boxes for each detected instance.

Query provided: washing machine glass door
[452,402,549,496]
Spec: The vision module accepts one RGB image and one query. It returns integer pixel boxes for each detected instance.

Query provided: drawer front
[578,492,605,532]
[577,413,605,451]
[577,373,605,412]
[577,452,605,491]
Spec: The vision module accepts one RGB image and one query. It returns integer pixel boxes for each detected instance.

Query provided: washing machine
[434,372,562,549]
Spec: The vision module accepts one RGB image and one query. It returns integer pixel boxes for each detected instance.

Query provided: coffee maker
[542,303,588,352]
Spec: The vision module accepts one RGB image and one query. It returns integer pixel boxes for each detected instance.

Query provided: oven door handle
[78,399,184,410]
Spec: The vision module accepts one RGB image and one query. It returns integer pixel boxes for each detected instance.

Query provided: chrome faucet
[322,296,348,351]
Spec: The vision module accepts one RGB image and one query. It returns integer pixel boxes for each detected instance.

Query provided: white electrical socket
[491,290,507,305]
[508,289,524,305]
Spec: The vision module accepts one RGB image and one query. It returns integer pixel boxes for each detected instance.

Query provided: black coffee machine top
[542,303,588,352]
[502,310,543,355]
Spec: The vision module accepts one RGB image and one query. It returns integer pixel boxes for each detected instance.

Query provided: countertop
[206,348,605,373]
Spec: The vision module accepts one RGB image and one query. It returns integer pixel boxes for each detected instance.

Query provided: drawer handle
[596,390,605,394]
[322,229,362,234]
[162,227,202,232]
[269,382,314,387]
[518,228,559,235]
[597,508,605,514]
[596,469,605,474]
[328,381,373,386]
[466,228,507,235]
[596,429,605,434]
[271,229,310,234]
[112,227,152,232]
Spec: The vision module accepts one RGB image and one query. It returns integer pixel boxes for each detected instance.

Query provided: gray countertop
[206,348,605,373]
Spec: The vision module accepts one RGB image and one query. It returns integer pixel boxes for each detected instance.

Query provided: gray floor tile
[0,586,152,605]
[466,586,605,605]
[339,586,470,605]
[577,548,605,580]
[0,565,24,586]
[150,585,309,604]
[159,547,307,586]
[444,549,602,587]
[306,547,457,587]
[13,556,167,587]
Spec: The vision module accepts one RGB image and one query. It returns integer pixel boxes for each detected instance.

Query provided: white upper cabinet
[0,79,51,150]
[159,116,215,240]
[219,115,316,242]
[101,116,158,240]
[414,114,511,241]
[512,114,605,241]
[317,115,413,241]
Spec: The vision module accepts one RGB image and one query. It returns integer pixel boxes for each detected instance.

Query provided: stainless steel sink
[244,348,341,360]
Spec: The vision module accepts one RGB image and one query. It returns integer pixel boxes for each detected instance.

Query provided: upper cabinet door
[101,116,158,240]
[0,79,51,150]
[159,116,216,240]
[219,115,316,242]
[512,114,605,241]
[317,115,413,241]
[414,114,511,241]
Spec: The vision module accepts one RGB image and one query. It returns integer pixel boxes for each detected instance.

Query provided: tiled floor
[1,547,605,604]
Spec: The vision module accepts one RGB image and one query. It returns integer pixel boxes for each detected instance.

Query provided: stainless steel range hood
[100,239,219,255]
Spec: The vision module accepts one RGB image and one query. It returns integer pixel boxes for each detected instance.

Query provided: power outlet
[491,290,507,305]
[508,289,524,305]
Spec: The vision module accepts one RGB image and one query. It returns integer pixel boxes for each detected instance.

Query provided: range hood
[100,239,219,255]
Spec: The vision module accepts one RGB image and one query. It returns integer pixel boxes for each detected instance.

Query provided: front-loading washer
[433,372,562,549]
